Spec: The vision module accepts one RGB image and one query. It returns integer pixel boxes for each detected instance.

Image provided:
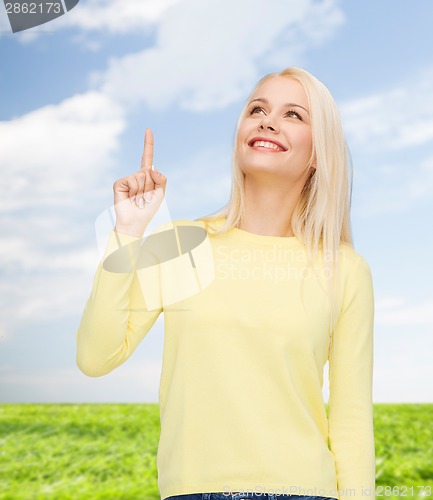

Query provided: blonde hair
[198,67,353,340]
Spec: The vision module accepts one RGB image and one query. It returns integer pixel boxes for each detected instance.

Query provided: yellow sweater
[76,216,375,500]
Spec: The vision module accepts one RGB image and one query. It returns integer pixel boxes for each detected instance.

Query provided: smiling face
[236,76,314,183]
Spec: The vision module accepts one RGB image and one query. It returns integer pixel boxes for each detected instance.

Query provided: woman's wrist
[114,224,146,238]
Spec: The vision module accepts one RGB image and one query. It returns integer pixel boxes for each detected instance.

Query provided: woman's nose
[258,115,278,132]
[259,123,276,131]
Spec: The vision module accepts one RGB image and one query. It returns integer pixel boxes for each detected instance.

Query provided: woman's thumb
[150,165,165,184]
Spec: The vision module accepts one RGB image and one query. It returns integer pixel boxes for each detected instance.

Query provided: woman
[76,68,375,500]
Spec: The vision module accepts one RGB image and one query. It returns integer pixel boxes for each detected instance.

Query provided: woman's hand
[113,128,167,237]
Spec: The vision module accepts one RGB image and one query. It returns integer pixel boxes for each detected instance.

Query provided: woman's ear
[311,157,317,170]
[307,155,317,172]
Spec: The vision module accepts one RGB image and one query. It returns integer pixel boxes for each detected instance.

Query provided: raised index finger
[140,128,154,171]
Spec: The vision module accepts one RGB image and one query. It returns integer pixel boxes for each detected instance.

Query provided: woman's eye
[286,110,302,120]
[249,107,302,120]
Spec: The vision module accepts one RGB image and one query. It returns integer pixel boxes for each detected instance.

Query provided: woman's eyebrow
[249,97,310,115]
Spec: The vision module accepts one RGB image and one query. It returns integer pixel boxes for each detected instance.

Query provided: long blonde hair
[198,67,354,340]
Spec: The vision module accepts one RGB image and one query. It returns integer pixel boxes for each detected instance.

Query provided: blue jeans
[165,494,337,500]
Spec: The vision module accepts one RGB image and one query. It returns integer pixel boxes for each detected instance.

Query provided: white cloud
[0,359,163,402]
[0,323,8,343]
[61,0,182,33]
[376,296,433,327]
[92,0,344,111]
[0,3,11,33]
[341,69,433,151]
[375,296,406,309]
[374,359,433,403]
[370,295,433,402]
[0,91,126,211]
[373,328,433,402]
[351,152,433,216]
[0,0,182,41]
[0,265,97,340]
[0,236,98,275]
[407,154,433,200]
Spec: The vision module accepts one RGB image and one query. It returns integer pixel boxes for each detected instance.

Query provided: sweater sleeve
[327,255,376,500]
[76,230,163,377]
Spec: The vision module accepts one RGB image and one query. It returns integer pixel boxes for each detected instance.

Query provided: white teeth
[252,140,283,151]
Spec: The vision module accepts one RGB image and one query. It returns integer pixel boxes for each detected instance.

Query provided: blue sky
[0,0,432,403]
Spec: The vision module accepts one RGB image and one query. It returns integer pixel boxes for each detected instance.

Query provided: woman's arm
[327,254,376,500]
[76,229,163,377]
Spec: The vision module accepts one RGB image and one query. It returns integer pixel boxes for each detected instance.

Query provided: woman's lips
[248,137,287,152]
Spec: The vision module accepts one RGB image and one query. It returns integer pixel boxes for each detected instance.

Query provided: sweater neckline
[207,216,300,245]
[230,225,299,245]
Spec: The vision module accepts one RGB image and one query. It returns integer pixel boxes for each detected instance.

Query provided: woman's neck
[237,175,304,237]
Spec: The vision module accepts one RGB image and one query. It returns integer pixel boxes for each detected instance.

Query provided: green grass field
[0,403,431,499]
